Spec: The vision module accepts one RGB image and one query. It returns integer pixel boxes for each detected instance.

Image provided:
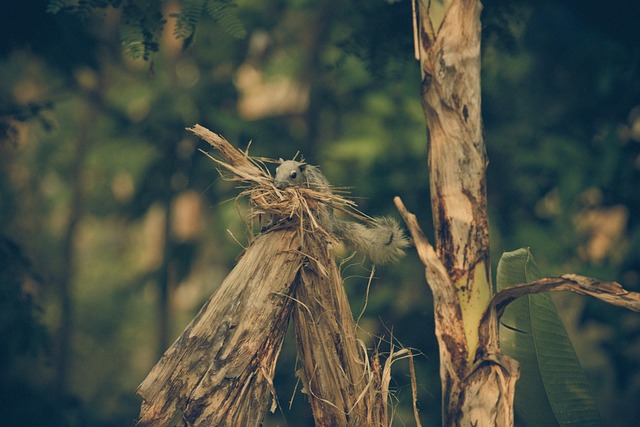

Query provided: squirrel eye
[290,171,297,179]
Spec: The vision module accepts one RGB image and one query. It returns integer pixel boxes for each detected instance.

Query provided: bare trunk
[402,2,640,426]
[136,230,303,426]
[137,126,403,426]
[402,0,520,425]
[292,233,385,426]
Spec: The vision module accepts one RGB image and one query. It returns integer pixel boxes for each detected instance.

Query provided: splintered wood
[293,234,386,426]
[135,125,401,427]
[136,231,302,426]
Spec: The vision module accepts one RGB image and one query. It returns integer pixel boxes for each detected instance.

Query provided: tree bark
[137,126,400,426]
[136,229,303,427]
[292,233,386,426]
[406,2,640,426]
[407,0,519,425]
[135,125,420,425]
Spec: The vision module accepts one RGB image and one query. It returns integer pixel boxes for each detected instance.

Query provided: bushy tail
[333,216,410,265]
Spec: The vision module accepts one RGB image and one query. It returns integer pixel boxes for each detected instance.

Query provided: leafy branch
[47,0,246,60]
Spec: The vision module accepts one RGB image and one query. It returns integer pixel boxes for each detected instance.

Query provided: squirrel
[274,158,409,265]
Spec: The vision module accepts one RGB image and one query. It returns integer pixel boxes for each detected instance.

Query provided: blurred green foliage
[0,0,639,425]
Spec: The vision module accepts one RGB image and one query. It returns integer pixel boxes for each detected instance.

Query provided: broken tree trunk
[136,229,303,426]
[293,233,386,427]
[136,126,403,426]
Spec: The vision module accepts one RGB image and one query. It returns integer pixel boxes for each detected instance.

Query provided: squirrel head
[274,159,307,189]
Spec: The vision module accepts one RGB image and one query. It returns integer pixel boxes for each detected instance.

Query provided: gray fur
[274,159,329,190]
[274,158,409,264]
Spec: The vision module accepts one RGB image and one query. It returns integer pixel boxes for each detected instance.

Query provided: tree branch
[394,196,468,367]
[490,274,640,321]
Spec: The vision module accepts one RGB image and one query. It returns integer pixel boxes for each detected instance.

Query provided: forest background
[1,0,639,426]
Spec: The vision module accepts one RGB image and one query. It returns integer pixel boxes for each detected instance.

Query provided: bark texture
[407,2,640,426]
[417,0,491,356]
[136,230,303,426]
[410,1,519,425]
[136,126,398,426]
[293,233,386,426]
[395,198,519,427]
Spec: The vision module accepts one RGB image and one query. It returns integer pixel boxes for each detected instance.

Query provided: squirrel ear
[299,163,307,172]
[278,158,284,164]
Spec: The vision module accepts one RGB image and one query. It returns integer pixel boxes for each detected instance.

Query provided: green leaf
[497,248,602,427]
[174,0,206,40]
[205,0,247,39]
[118,3,165,60]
